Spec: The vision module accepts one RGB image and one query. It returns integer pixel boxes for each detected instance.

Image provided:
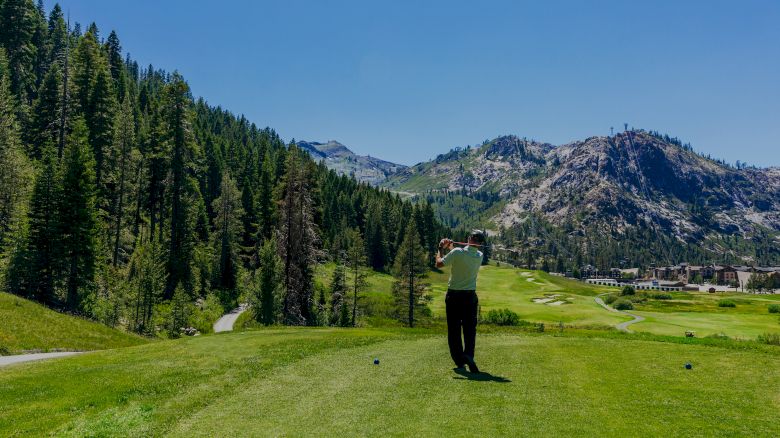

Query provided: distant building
[585,278,619,287]
[620,268,639,278]
[715,266,737,284]
[652,263,778,287]
[580,265,598,279]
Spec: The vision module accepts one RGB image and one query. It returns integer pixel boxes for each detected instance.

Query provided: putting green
[2,328,778,436]
[631,311,780,339]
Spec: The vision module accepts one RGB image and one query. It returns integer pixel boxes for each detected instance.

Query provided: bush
[718,299,736,308]
[0,345,9,356]
[190,294,225,334]
[705,333,730,340]
[757,333,780,346]
[621,286,636,296]
[652,293,673,300]
[613,298,634,310]
[483,308,521,326]
[604,294,619,305]
[768,304,780,314]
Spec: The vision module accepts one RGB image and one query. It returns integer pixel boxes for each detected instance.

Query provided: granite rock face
[298,140,406,186]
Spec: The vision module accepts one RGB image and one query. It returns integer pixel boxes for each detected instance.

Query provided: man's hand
[439,238,454,251]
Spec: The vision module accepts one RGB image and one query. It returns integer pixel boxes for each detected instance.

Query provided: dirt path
[213,305,248,333]
[0,352,82,368]
[594,295,645,332]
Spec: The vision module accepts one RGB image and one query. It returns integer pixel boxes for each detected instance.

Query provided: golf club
[440,240,485,248]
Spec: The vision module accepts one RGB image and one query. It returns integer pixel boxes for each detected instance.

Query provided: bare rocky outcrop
[298,140,406,186]
[384,131,780,243]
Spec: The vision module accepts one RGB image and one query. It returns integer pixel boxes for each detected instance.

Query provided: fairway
[2,328,778,436]
[632,311,780,339]
[429,265,631,328]
[315,263,780,340]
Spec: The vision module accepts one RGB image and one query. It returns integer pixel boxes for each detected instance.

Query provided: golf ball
[684,362,692,370]
[373,358,379,365]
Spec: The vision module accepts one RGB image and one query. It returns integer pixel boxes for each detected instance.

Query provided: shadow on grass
[453,367,511,383]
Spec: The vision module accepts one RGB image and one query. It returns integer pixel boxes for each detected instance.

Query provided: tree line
[0,0,446,334]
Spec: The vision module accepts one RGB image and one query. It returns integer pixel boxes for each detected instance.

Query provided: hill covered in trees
[0,0,447,335]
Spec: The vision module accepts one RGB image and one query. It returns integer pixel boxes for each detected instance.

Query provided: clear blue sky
[54,0,779,166]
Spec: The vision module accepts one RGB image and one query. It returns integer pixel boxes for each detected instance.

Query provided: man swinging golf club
[436,230,485,374]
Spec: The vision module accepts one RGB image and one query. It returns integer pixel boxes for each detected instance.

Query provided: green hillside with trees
[0,0,447,338]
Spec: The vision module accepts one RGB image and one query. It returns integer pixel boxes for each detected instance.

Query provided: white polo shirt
[442,246,483,290]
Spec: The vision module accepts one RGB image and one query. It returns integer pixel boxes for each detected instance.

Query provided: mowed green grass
[0,292,147,354]
[1,328,778,436]
[316,262,627,328]
[629,291,780,338]
[429,265,630,328]
[633,311,780,339]
[314,263,780,339]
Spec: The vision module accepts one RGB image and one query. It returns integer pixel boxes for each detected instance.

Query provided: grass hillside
[313,263,624,328]
[429,264,629,328]
[1,328,778,436]
[0,292,148,354]
[311,263,780,340]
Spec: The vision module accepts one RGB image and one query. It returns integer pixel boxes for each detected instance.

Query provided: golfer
[436,230,485,373]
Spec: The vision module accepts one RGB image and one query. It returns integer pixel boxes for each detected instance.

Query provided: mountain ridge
[381,131,780,264]
[298,140,406,185]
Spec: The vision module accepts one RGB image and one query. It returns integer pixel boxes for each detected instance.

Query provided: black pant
[445,289,478,367]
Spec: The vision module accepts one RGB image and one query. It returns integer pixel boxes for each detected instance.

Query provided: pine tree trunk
[408,239,414,328]
[352,262,357,327]
[112,139,128,266]
[57,27,68,159]
[131,159,143,247]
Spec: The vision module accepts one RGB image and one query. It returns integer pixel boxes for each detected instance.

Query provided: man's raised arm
[436,238,454,268]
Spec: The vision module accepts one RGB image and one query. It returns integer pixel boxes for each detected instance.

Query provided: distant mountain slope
[383,131,780,264]
[0,292,147,354]
[298,140,406,185]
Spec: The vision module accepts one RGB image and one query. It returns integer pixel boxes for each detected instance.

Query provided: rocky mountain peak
[298,140,406,186]
[384,130,780,248]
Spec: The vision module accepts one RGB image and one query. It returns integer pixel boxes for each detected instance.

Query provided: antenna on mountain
[624,123,628,132]
[610,127,614,137]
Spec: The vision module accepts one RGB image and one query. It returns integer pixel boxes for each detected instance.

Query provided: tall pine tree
[254,236,282,325]
[344,227,367,327]
[392,220,430,327]
[59,118,98,314]
[0,0,38,102]
[163,74,196,297]
[86,66,116,199]
[0,48,32,254]
[17,147,60,304]
[211,173,243,298]
[28,62,60,157]
[108,95,136,266]
[277,145,318,325]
